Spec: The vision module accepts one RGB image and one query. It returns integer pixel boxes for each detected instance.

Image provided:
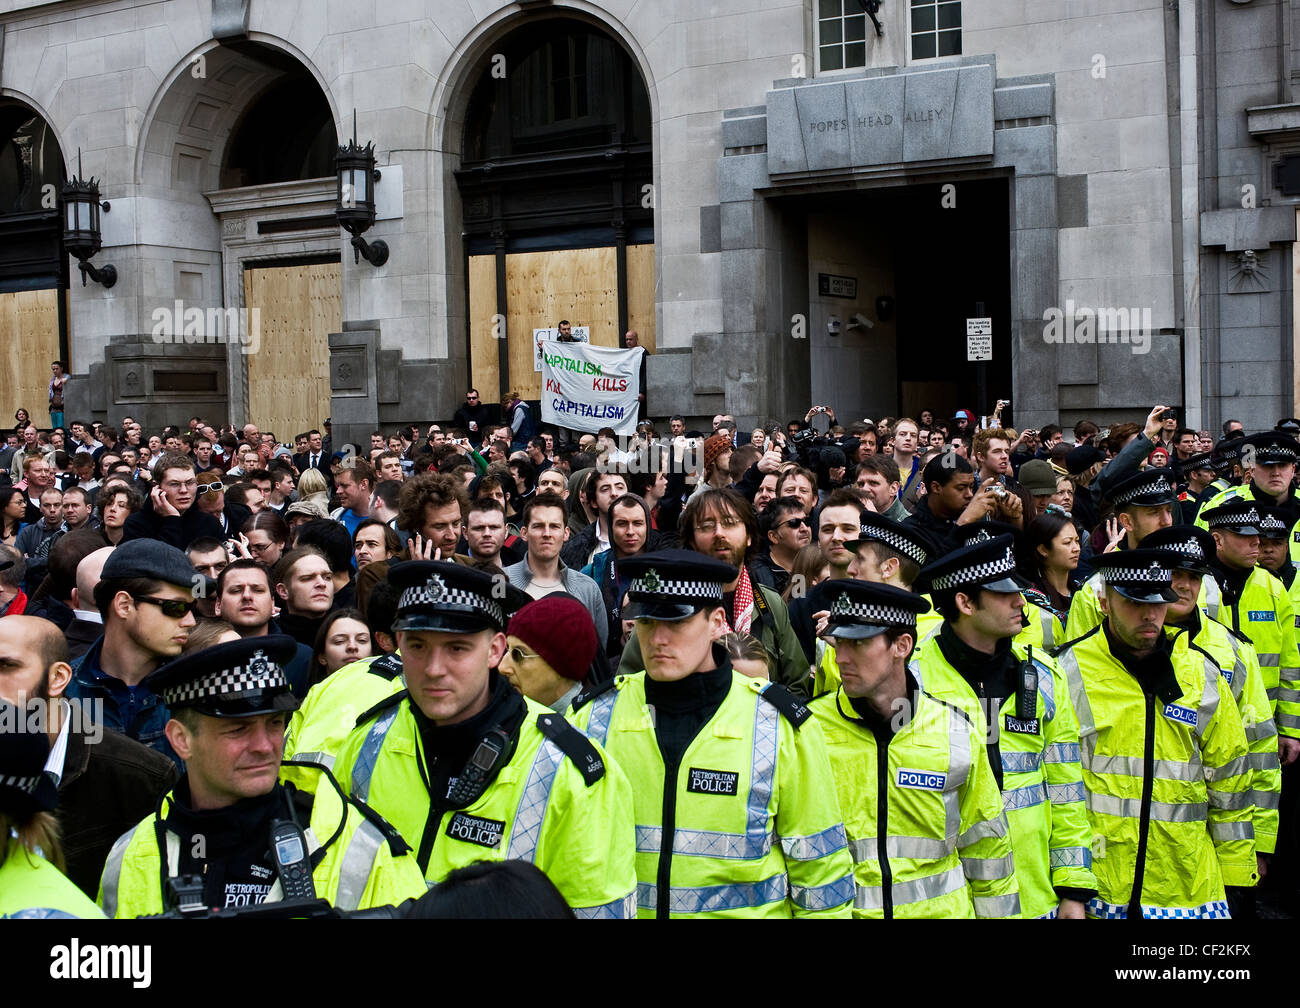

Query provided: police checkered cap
[1106,469,1175,507]
[620,550,738,605]
[1181,452,1215,472]
[398,573,505,628]
[0,774,42,796]
[627,571,724,603]
[829,593,917,628]
[1094,549,1173,587]
[1257,508,1288,538]
[850,512,931,566]
[1203,499,1261,531]
[923,535,1019,592]
[1244,432,1300,465]
[1138,526,1216,570]
[159,648,289,708]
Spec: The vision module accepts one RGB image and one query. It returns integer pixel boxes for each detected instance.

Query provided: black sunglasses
[132,595,198,619]
[779,516,811,530]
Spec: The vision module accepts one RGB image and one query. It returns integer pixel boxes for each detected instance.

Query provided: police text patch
[1004,714,1041,736]
[897,768,946,791]
[687,768,740,796]
[446,812,505,848]
[1247,611,1275,622]
[1162,702,1198,728]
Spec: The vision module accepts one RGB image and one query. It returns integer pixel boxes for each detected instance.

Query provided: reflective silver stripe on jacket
[1046,780,1086,805]
[99,826,137,918]
[780,823,849,861]
[1258,654,1282,667]
[1194,657,1220,740]
[789,874,855,911]
[1089,753,1200,782]
[1000,751,1040,775]
[1088,792,1208,822]
[634,693,784,861]
[1209,820,1253,843]
[636,873,789,914]
[957,815,1008,846]
[1049,845,1092,869]
[290,751,335,772]
[960,852,1015,880]
[1002,780,1046,812]
[853,864,965,910]
[573,891,637,919]
[1043,741,1080,764]
[586,689,618,747]
[350,705,402,802]
[1207,785,1252,811]
[973,891,1022,918]
[848,834,951,862]
[333,818,385,911]
[1055,648,1097,770]
[944,706,972,839]
[505,736,564,862]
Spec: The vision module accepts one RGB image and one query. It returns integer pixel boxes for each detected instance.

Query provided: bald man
[66,545,115,661]
[0,615,177,896]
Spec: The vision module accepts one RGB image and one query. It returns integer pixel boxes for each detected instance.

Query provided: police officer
[813,511,934,696]
[809,580,1021,918]
[1257,506,1300,621]
[329,561,638,917]
[1054,550,1256,918]
[912,535,1096,919]
[1139,525,1279,912]
[1197,433,1300,566]
[98,636,425,917]
[0,702,105,918]
[1065,468,1176,640]
[1200,498,1300,752]
[570,549,854,918]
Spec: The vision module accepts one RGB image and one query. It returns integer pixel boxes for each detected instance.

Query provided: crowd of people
[2,377,1298,920]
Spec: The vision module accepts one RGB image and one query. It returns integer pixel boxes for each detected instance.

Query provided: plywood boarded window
[0,288,61,424]
[243,260,339,438]
[468,243,655,401]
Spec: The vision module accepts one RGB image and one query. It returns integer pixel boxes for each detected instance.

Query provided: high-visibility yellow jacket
[97,762,427,918]
[1167,613,1281,854]
[1196,484,1300,564]
[1066,570,1221,643]
[909,633,1096,918]
[283,651,405,783]
[332,690,638,917]
[817,597,1059,698]
[810,682,1021,918]
[1202,566,1300,740]
[1055,624,1256,918]
[0,849,106,919]
[570,671,854,918]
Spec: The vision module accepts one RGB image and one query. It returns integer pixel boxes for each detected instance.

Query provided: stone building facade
[0,0,1296,443]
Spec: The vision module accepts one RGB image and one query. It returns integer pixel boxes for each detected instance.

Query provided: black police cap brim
[624,599,712,622]
[392,610,499,635]
[981,574,1032,594]
[1217,523,1261,536]
[1112,585,1179,604]
[1169,560,1215,577]
[190,690,300,719]
[822,621,891,641]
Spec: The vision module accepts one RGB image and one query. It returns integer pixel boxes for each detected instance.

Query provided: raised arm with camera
[1091,404,1167,509]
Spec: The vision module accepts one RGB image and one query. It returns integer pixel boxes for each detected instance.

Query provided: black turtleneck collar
[644,643,734,714]
[1210,559,1252,601]
[1275,563,1298,590]
[1102,620,1181,701]
[165,776,282,851]
[1167,603,1203,638]
[842,666,920,741]
[935,621,1018,699]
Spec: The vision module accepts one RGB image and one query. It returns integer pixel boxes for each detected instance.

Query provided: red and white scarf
[729,566,755,635]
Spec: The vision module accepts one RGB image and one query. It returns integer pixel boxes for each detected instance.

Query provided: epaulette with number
[368,651,404,681]
[535,712,606,786]
[752,680,812,728]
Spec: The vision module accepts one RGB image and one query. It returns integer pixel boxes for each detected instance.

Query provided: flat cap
[101,538,200,590]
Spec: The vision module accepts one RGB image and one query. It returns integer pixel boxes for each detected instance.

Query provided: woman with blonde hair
[296,467,332,511]
[0,704,105,917]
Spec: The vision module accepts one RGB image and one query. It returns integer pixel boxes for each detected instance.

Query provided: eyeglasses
[248,541,278,555]
[778,516,811,530]
[196,481,223,495]
[696,516,743,535]
[508,646,541,664]
[131,595,198,619]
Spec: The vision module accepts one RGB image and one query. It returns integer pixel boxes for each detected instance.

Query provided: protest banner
[540,342,645,435]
